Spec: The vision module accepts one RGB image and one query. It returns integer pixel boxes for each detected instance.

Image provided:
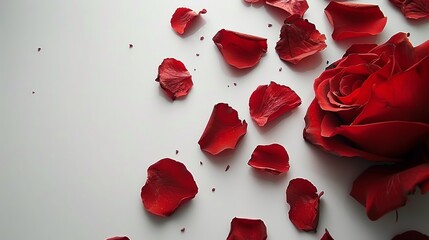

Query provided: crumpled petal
[248,143,290,175]
[141,158,198,217]
[249,81,301,126]
[321,229,334,240]
[198,103,247,155]
[350,163,429,220]
[324,2,387,40]
[170,7,207,35]
[389,0,429,20]
[265,0,309,17]
[212,29,267,69]
[275,15,327,64]
[226,217,267,240]
[392,230,429,240]
[286,178,323,231]
[106,237,130,240]
[155,58,193,100]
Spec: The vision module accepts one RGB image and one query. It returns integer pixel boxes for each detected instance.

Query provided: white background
[1,0,429,239]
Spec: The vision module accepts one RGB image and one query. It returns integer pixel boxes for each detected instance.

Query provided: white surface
[1,0,429,239]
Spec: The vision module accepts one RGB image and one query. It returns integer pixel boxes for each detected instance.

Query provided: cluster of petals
[155,58,193,100]
[389,0,429,20]
[244,0,309,17]
[170,7,207,35]
[248,143,290,175]
[227,217,267,240]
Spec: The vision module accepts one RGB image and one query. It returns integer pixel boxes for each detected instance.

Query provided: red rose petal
[286,178,323,231]
[226,217,267,240]
[275,15,327,64]
[321,229,334,240]
[390,0,429,20]
[244,0,263,3]
[198,103,247,155]
[212,29,267,69]
[155,58,193,100]
[392,230,429,240]
[106,237,130,240]
[350,163,429,220]
[141,158,198,217]
[170,7,207,35]
[324,2,387,40]
[248,143,290,175]
[249,81,301,126]
[265,0,309,17]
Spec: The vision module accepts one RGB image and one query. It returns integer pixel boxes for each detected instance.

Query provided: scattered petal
[248,143,290,175]
[106,237,130,240]
[226,217,267,240]
[265,0,309,17]
[155,58,193,100]
[389,0,429,20]
[198,103,247,155]
[170,7,207,35]
[249,81,301,126]
[141,158,198,217]
[392,230,429,240]
[321,229,334,240]
[212,29,267,69]
[286,178,324,231]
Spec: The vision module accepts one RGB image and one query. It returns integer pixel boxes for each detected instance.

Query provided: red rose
[304,32,429,220]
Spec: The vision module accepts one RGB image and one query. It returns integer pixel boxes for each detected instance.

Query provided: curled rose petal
[155,58,193,100]
[226,217,267,240]
[212,29,267,69]
[265,0,309,17]
[321,229,334,240]
[249,81,301,126]
[324,2,387,40]
[198,103,247,155]
[286,178,323,231]
[275,15,327,64]
[389,0,429,20]
[392,230,429,240]
[170,7,207,35]
[106,237,130,240]
[141,158,198,217]
[248,143,290,175]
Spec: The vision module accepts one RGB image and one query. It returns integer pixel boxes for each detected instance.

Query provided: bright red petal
[286,178,323,231]
[392,230,429,240]
[324,2,387,40]
[249,81,301,126]
[198,103,247,155]
[155,58,193,100]
[141,158,198,217]
[248,143,290,175]
[265,0,309,17]
[350,163,429,220]
[226,217,267,240]
[321,229,334,240]
[275,15,327,64]
[212,29,267,69]
[170,7,207,35]
[390,0,429,19]
[106,237,130,240]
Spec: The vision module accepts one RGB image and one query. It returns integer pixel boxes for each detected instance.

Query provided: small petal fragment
[248,143,290,175]
[213,29,267,69]
[226,217,268,240]
[392,230,429,240]
[170,7,207,35]
[265,0,309,17]
[275,15,327,64]
[324,2,387,40]
[286,178,324,231]
[389,0,429,20]
[249,81,301,126]
[321,229,334,240]
[198,103,247,155]
[155,58,193,100]
[106,237,130,240]
[141,158,198,217]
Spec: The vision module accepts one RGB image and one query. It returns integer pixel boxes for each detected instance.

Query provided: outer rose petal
[226,217,267,240]
[141,158,198,217]
[265,0,309,17]
[170,7,207,35]
[350,163,429,220]
[321,229,334,240]
[392,230,429,240]
[248,143,290,175]
[249,81,301,126]
[286,178,324,231]
[155,58,193,100]
[390,0,429,20]
[275,15,327,64]
[198,103,247,155]
[324,2,387,40]
[106,237,130,240]
[212,29,267,69]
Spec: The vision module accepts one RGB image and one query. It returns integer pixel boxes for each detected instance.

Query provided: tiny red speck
[225,165,230,172]
[233,83,237,86]
[32,91,35,94]
[200,161,203,165]
[326,60,329,65]
[407,32,410,37]
[180,228,185,232]
[212,188,216,192]
[129,44,133,48]
[37,48,41,52]
[200,36,205,41]
[196,53,200,56]
[279,67,282,72]
[175,150,179,154]
[268,23,273,27]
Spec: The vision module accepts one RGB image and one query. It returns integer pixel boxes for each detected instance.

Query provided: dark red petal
[275,15,326,64]
[198,103,247,155]
[170,7,206,35]
[321,229,334,240]
[286,178,323,231]
[226,217,267,240]
[212,29,267,69]
[392,230,429,240]
[391,0,429,20]
[249,81,301,126]
[265,0,309,17]
[155,58,193,100]
[248,143,290,175]
[106,237,130,240]
[350,163,429,220]
[141,158,198,217]
[324,2,387,40]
